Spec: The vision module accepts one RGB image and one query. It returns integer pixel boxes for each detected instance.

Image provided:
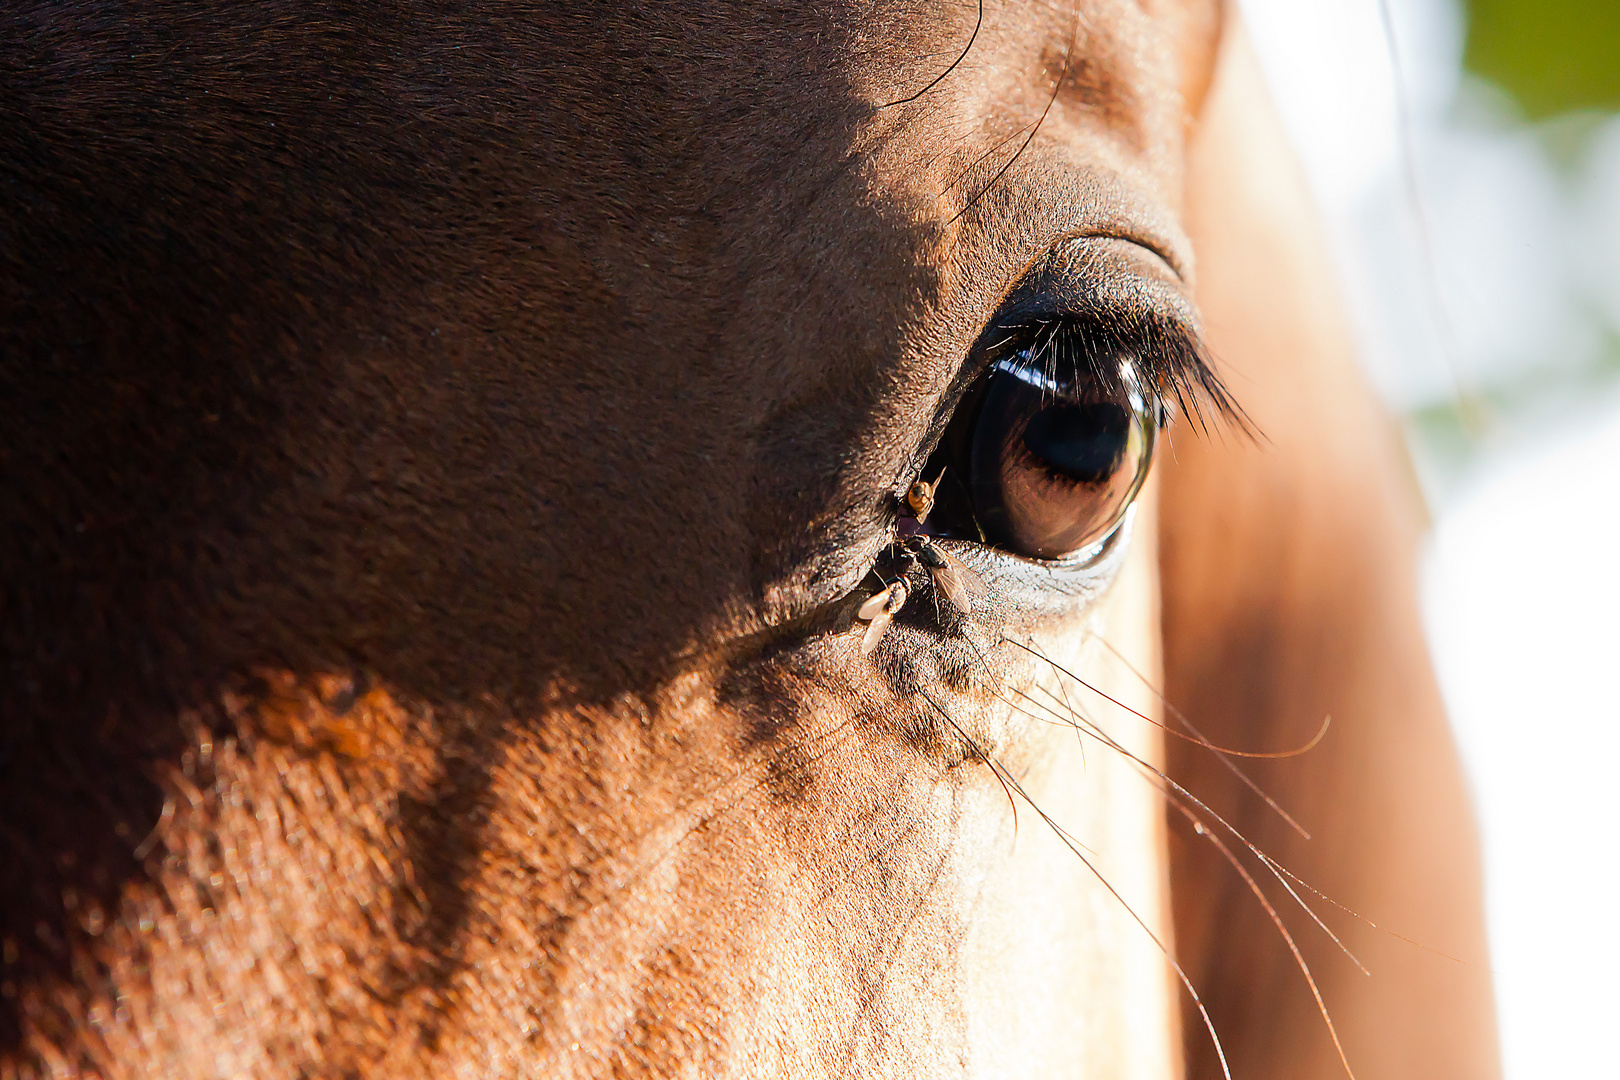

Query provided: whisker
[1009,636,1315,839]
[1051,661,1089,770]
[965,633,1344,972]
[903,601,1368,1080]
[1019,679,1370,979]
[1166,801,1360,1080]
[944,680,1024,829]
[1078,673,1331,759]
[1090,631,1332,809]
[1015,636,1330,759]
[994,634,1365,958]
[1256,853,1471,967]
[1004,677,1366,1080]
[1088,631,1335,762]
[915,687,1233,1080]
[946,2,1080,225]
[1077,633,1469,967]
[1018,661,1365,1072]
[957,632,1098,780]
[877,0,984,109]
[937,117,1041,201]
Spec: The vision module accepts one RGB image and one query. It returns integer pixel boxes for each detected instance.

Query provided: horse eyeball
[966,354,1156,559]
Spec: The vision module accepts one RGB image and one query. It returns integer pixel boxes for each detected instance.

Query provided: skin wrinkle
[1,1,1496,1078]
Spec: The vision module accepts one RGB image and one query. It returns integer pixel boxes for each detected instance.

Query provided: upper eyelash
[909,300,1254,497]
[983,311,1250,436]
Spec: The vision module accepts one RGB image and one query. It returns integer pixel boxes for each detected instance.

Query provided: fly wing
[930,547,985,616]
[860,606,894,655]
[858,588,891,621]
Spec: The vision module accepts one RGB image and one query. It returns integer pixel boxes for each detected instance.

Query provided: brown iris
[966,356,1155,559]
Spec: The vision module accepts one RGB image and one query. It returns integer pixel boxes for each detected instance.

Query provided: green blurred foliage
[1463,0,1620,119]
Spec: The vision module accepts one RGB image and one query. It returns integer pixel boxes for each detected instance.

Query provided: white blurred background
[1239,0,1620,1075]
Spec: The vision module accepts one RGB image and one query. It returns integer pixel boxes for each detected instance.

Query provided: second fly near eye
[857,580,908,655]
[911,535,978,614]
[854,469,985,654]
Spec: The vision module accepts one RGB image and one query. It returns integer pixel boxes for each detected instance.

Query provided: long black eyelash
[947,2,1080,226]
[877,0,984,109]
[988,311,1255,439]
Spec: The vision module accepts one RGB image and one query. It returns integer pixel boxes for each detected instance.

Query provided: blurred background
[1239,0,1620,1075]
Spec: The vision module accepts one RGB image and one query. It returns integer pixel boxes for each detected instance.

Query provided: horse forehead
[659,0,1206,102]
[542,1,1210,188]
[546,0,1213,385]
[492,2,1216,687]
[840,0,1210,129]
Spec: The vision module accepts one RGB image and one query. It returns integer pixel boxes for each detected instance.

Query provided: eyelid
[993,343,1150,410]
[998,236,1197,323]
[968,243,1189,393]
[989,314,1195,412]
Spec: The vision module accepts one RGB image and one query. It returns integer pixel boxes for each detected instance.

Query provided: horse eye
[925,338,1158,561]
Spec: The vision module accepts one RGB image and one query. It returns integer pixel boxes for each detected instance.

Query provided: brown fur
[1,2,1496,1077]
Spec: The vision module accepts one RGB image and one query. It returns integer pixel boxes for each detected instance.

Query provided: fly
[855,468,985,654]
[904,466,946,521]
[856,579,908,655]
[909,534,980,616]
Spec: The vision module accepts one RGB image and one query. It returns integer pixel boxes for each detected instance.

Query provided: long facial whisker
[1005,678,1364,1080]
[938,676,1023,830]
[937,117,1041,200]
[1017,664,1362,1077]
[915,687,1234,1080]
[999,639,1369,977]
[1021,675,1369,973]
[876,0,984,109]
[945,0,1081,225]
[1050,655,1089,770]
[1251,852,1472,967]
[1012,635,1330,759]
[1085,630,1337,763]
[1164,798,1361,1080]
[1086,632,1330,831]
[955,631,1092,775]
[917,621,1357,1076]
[1015,634,1388,977]
[1080,633,1472,967]
[1019,679,1371,979]
[1005,636,1314,839]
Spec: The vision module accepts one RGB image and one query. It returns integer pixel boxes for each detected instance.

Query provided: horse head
[1,2,1497,1077]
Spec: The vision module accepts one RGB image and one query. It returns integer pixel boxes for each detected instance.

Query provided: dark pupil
[1021,402,1129,483]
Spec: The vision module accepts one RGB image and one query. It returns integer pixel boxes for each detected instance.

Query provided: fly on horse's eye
[855,579,908,655]
[910,535,980,615]
[921,318,1159,563]
[857,311,1163,652]
[903,467,946,522]
[853,533,983,654]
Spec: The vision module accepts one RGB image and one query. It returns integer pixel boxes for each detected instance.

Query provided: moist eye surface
[965,350,1154,559]
[903,237,1240,574]
[1021,398,1131,483]
[920,322,1158,562]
